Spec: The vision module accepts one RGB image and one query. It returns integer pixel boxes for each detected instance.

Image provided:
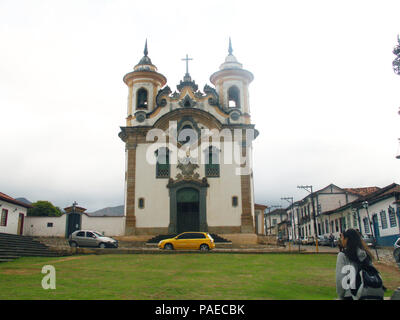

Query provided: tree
[27,201,63,217]
[393,35,400,75]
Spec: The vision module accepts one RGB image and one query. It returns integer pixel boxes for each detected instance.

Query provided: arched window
[155,147,170,178]
[205,146,220,177]
[228,86,240,108]
[136,88,148,109]
[178,123,199,145]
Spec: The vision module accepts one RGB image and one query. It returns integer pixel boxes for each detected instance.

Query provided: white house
[321,183,400,246]
[0,192,32,235]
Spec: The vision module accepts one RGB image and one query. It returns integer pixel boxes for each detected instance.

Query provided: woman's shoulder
[336,251,347,263]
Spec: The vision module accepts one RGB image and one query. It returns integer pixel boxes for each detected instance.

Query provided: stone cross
[181,54,193,75]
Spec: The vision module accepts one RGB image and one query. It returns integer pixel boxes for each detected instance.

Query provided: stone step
[0,240,47,247]
[0,232,33,241]
[0,258,17,263]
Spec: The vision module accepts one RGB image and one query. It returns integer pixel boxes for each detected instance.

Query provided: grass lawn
[0,253,398,300]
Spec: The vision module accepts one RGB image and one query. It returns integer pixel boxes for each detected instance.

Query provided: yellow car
[158,232,215,251]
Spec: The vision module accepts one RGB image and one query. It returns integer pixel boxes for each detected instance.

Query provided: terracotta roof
[64,206,87,213]
[343,187,381,197]
[254,203,268,210]
[0,192,32,208]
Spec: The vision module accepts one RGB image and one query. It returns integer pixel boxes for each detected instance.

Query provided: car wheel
[99,243,106,248]
[70,241,78,248]
[164,243,173,250]
[200,244,209,252]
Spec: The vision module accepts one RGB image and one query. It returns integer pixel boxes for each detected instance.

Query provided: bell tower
[210,38,254,124]
[123,40,167,125]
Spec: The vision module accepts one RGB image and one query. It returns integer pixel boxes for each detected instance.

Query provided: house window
[136,88,148,109]
[228,86,240,108]
[138,198,145,209]
[380,210,388,229]
[205,146,220,177]
[0,209,8,227]
[335,219,339,232]
[47,223,53,228]
[272,219,277,226]
[363,218,370,234]
[232,196,238,207]
[347,214,351,229]
[389,206,397,228]
[156,147,170,178]
[353,213,358,228]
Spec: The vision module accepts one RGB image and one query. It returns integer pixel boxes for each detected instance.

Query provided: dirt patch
[31,256,87,265]
[1,269,37,275]
[375,262,400,275]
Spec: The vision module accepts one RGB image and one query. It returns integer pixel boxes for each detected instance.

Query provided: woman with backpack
[335,228,385,300]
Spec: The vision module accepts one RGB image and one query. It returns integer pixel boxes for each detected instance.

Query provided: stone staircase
[0,232,61,262]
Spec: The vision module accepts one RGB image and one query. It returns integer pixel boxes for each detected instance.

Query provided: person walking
[335,229,377,300]
[329,233,334,248]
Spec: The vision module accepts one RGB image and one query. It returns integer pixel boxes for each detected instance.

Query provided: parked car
[301,237,309,245]
[158,232,215,251]
[362,234,376,248]
[333,236,339,247]
[317,235,330,246]
[307,236,315,245]
[394,237,400,249]
[294,238,302,245]
[69,230,118,248]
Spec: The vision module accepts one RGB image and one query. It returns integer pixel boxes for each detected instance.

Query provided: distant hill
[15,197,32,205]
[88,205,124,216]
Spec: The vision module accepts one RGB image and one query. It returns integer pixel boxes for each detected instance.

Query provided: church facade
[119,40,258,237]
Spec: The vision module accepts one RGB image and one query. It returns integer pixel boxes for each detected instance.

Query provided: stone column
[240,140,254,233]
[125,142,137,235]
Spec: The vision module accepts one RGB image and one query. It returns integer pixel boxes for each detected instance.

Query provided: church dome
[219,53,243,70]
[133,39,158,72]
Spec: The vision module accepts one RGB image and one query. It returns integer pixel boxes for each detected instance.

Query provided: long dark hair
[342,229,373,263]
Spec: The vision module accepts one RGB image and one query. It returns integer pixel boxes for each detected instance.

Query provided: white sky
[0,0,399,212]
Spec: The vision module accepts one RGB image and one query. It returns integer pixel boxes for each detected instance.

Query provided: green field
[0,253,398,300]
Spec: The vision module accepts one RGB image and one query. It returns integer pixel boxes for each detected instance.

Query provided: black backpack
[350,258,386,300]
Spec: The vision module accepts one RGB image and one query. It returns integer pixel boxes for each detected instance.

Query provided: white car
[394,237,400,249]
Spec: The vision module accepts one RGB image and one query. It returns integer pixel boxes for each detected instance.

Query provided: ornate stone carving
[156,86,172,107]
[178,95,197,108]
[204,84,219,106]
[176,158,200,180]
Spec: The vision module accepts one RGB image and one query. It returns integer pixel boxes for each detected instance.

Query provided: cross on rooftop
[181,54,193,75]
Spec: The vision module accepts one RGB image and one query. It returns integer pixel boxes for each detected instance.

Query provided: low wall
[24,215,67,237]
[24,214,125,237]
[81,215,125,236]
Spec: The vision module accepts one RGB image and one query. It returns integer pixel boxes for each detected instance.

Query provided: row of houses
[265,183,400,247]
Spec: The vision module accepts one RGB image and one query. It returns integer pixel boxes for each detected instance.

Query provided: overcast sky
[1,0,399,212]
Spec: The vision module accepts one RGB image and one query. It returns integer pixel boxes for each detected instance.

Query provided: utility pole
[281,197,300,252]
[297,185,319,253]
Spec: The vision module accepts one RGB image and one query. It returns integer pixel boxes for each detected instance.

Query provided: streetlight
[362,201,379,261]
[297,185,319,253]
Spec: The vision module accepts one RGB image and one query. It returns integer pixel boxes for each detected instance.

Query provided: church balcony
[205,165,220,177]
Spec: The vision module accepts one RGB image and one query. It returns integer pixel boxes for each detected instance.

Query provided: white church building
[119,39,259,239]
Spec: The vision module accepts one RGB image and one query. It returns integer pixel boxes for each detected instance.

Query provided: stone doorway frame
[167,178,209,234]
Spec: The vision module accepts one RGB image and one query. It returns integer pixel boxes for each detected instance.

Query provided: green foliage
[27,201,63,217]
